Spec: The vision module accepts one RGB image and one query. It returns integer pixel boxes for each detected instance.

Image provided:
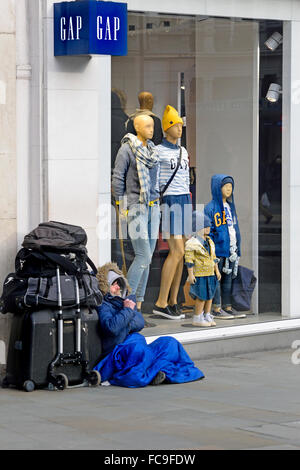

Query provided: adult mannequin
[111,91,128,169]
[138,91,154,110]
[112,114,160,315]
[204,174,246,319]
[153,105,192,320]
[127,92,163,145]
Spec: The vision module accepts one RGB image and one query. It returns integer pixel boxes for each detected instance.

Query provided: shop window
[111,13,282,333]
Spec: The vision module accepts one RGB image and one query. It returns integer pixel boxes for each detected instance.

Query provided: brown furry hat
[96,262,131,296]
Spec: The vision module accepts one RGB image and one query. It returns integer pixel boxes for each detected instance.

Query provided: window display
[111,13,282,333]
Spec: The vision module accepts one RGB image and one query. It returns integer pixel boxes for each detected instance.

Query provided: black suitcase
[3,307,102,391]
[3,269,102,392]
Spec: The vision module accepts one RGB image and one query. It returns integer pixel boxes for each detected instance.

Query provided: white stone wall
[44,0,112,268]
[0,0,17,369]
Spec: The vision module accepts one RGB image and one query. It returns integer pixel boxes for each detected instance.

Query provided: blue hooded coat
[204,174,241,258]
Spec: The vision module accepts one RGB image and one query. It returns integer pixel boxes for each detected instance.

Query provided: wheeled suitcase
[3,307,102,391]
[3,269,102,392]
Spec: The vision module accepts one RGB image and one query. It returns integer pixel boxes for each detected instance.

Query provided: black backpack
[22,221,88,253]
[0,221,103,315]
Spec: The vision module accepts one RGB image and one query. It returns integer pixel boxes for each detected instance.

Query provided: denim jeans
[213,257,233,309]
[126,202,160,302]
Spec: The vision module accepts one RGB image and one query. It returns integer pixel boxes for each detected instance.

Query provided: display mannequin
[126,92,163,145]
[204,174,246,319]
[112,114,160,317]
[152,105,192,320]
[185,211,221,327]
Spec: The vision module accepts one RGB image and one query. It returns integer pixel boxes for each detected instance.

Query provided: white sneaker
[192,313,211,327]
[204,313,216,326]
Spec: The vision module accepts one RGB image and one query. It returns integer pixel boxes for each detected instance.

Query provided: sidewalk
[0,347,299,450]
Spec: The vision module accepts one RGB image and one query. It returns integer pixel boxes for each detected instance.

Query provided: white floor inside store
[141,310,284,338]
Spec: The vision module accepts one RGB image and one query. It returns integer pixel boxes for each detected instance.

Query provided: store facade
[1,0,300,368]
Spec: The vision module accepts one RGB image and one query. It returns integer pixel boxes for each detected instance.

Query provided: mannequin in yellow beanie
[162,105,183,132]
[153,105,192,321]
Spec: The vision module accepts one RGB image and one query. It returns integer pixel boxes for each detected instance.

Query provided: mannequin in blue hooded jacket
[204,175,246,319]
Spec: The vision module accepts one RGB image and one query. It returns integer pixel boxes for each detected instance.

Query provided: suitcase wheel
[54,373,69,391]
[23,380,35,392]
[86,370,101,387]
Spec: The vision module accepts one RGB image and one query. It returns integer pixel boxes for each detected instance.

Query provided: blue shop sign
[54,1,127,56]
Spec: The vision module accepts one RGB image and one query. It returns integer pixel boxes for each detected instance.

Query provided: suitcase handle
[74,277,81,353]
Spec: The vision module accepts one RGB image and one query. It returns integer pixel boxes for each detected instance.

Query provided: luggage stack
[0,222,103,392]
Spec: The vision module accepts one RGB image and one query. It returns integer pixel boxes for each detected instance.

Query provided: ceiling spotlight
[163,21,170,32]
[128,25,135,36]
[266,83,282,102]
[264,32,283,51]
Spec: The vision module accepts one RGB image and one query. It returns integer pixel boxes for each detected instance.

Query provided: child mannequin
[153,105,192,320]
[204,174,246,319]
[185,211,221,327]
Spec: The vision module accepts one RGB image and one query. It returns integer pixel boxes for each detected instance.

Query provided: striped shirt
[157,138,190,196]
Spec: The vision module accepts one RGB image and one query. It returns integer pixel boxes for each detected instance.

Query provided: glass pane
[111,13,282,332]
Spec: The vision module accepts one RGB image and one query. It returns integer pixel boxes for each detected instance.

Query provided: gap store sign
[54,1,127,56]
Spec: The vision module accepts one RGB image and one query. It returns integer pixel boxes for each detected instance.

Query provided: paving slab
[0,348,300,450]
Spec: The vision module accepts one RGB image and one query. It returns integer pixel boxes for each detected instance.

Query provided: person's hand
[216,270,221,281]
[188,274,196,285]
[124,298,136,310]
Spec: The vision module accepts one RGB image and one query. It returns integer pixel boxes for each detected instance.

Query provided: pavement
[0,347,300,450]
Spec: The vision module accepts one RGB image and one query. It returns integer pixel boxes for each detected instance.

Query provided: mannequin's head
[192,211,211,237]
[133,114,154,143]
[165,122,183,140]
[162,105,183,142]
[221,183,233,200]
[138,92,154,111]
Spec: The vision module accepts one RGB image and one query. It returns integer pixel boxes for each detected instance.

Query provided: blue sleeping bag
[94,332,204,388]
[93,293,204,388]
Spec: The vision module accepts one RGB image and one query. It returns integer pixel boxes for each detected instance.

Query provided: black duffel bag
[0,272,103,314]
[0,221,103,315]
[231,265,257,312]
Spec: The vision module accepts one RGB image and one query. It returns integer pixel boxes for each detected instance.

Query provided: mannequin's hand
[116,200,128,219]
[188,274,196,285]
[120,208,128,219]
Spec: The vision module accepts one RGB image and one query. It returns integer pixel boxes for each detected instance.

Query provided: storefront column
[43,0,112,267]
[282,20,300,318]
[96,55,112,268]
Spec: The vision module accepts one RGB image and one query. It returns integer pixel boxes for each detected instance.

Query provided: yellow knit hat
[162,105,183,132]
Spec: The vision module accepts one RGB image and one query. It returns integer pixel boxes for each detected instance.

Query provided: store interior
[111,13,283,332]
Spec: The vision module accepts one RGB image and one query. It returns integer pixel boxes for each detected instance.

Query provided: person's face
[221,183,233,199]
[110,281,121,296]
[204,226,210,236]
[166,123,183,139]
